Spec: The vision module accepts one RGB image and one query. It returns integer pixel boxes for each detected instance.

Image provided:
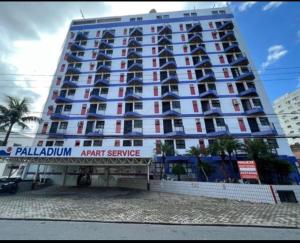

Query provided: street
[0,220,299,240]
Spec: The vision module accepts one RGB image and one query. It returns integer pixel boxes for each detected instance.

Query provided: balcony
[161,75,179,84]
[127,76,143,85]
[124,111,142,118]
[194,59,212,68]
[207,126,230,137]
[89,94,107,102]
[75,32,88,41]
[158,36,172,45]
[190,46,206,55]
[50,112,70,120]
[217,21,234,31]
[158,48,174,57]
[127,39,142,47]
[224,43,241,53]
[66,66,81,75]
[61,80,78,88]
[94,77,109,87]
[48,129,67,138]
[161,91,179,100]
[124,128,143,137]
[129,28,143,37]
[229,56,249,66]
[85,128,104,137]
[54,95,73,104]
[97,52,112,61]
[197,73,216,83]
[102,30,115,39]
[239,88,258,97]
[245,107,265,115]
[199,90,218,98]
[65,53,82,63]
[252,125,277,136]
[127,62,143,72]
[70,42,85,52]
[96,64,111,73]
[234,71,255,81]
[162,109,181,117]
[124,92,142,101]
[99,41,113,49]
[158,25,172,35]
[160,60,177,70]
[220,31,236,42]
[127,50,142,59]
[203,108,222,116]
[86,110,105,119]
[165,126,185,138]
[188,34,203,43]
[187,23,202,33]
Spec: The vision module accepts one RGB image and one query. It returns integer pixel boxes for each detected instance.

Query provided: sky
[0,1,299,134]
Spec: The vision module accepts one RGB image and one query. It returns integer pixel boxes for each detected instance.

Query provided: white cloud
[261,45,288,70]
[262,2,283,11]
[238,2,257,12]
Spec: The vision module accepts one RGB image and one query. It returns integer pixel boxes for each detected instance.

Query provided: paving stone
[0,186,299,228]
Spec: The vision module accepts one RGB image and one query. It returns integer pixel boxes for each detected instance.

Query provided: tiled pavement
[0,186,299,228]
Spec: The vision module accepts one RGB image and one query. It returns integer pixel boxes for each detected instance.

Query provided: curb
[0,217,298,229]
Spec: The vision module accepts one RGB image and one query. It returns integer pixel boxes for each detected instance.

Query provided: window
[93,140,103,146]
[259,117,270,126]
[212,10,218,15]
[133,140,143,146]
[46,141,54,147]
[191,12,197,16]
[83,140,92,147]
[176,140,186,149]
[130,18,136,22]
[54,141,64,146]
[137,17,143,21]
[216,118,225,126]
[123,140,132,146]
[184,13,190,17]
[135,102,143,110]
[59,122,68,130]
[64,105,72,112]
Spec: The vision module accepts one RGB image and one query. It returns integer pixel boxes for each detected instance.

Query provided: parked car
[0,181,18,194]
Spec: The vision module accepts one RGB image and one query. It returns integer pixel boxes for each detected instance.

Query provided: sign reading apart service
[237,160,259,180]
[0,146,152,158]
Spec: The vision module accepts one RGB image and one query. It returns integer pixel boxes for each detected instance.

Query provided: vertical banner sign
[237,160,259,180]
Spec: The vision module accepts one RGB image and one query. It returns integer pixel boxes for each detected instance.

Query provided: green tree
[172,164,186,181]
[157,142,174,180]
[270,158,294,184]
[0,96,42,146]
[187,145,209,181]
[207,136,242,180]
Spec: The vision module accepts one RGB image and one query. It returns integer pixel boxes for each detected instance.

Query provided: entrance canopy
[0,146,153,166]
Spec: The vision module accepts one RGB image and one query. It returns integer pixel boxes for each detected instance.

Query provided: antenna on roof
[213,3,216,8]
[80,9,85,19]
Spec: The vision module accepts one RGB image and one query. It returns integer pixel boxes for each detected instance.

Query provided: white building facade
[273,89,300,146]
[15,7,298,185]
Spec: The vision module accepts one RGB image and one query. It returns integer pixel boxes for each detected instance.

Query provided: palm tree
[0,96,42,146]
[207,136,242,180]
[157,142,174,180]
[172,164,186,181]
[187,145,209,181]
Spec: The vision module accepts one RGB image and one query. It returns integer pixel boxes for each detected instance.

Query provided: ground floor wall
[117,178,300,204]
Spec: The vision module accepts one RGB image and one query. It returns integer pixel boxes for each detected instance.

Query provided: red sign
[237,160,259,180]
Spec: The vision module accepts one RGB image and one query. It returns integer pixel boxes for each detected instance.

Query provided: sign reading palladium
[0,146,152,158]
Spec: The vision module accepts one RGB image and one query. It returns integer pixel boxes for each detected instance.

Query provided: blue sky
[229,1,300,102]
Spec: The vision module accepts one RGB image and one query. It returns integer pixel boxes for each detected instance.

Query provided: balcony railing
[229,56,249,66]
[102,30,115,39]
[252,125,277,136]
[89,93,107,102]
[194,59,212,68]
[124,111,142,118]
[190,46,206,55]
[99,41,113,49]
[239,88,258,97]
[158,48,174,57]
[96,64,111,73]
[188,34,203,43]
[224,43,240,53]
[199,90,218,98]
[203,107,222,116]
[245,106,264,115]
[196,73,216,83]
[50,112,70,120]
[124,127,143,137]
[158,36,172,45]
[158,25,172,35]
[124,92,142,100]
[97,52,112,61]
[55,95,73,104]
[162,108,181,117]
[129,28,143,37]
[127,50,142,59]
[70,42,85,52]
[161,75,179,84]
[75,32,88,41]
[48,128,67,138]
[94,77,109,87]
[187,23,202,33]
[65,53,82,63]
[85,128,104,137]
[165,126,185,137]
[127,62,143,72]
[127,76,143,85]
[66,66,81,75]
[86,110,105,119]
[217,21,234,31]
[207,126,229,137]
[161,91,179,100]
[160,60,177,70]
[128,38,142,47]
[234,71,255,81]
[220,31,236,42]
[61,80,78,88]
